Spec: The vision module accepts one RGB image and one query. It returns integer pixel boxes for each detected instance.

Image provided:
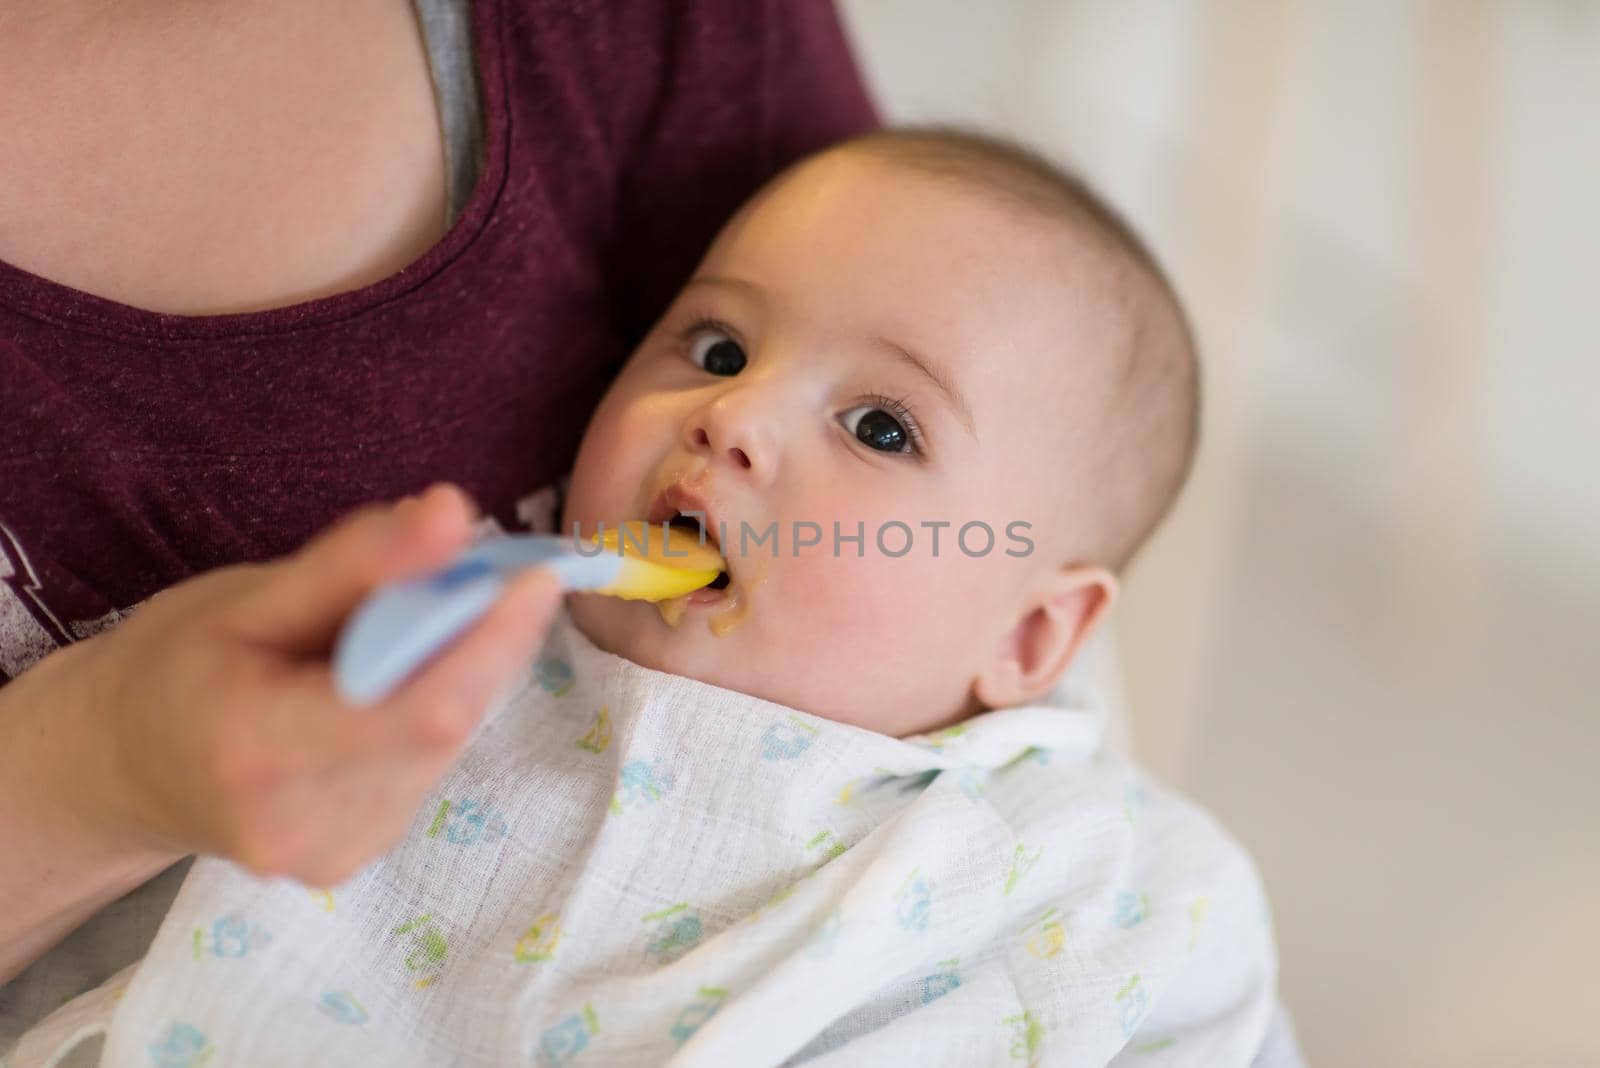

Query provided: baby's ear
[973,565,1117,709]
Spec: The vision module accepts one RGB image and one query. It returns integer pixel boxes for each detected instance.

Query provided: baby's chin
[564,590,744,681]
[563,593,978,737]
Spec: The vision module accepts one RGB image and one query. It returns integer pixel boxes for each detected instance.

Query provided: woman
[0,0,875,1046]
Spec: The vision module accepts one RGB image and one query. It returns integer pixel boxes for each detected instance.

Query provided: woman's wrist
[0,643,184,983]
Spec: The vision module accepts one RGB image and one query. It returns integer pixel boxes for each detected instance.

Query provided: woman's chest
[0,0,446,316]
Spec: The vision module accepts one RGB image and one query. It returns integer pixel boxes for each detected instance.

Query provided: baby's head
[563,129,1197,737]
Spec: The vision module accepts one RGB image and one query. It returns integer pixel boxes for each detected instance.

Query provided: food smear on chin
[708,558,768,637]
[655,595,689,627]
[650,557,765,635]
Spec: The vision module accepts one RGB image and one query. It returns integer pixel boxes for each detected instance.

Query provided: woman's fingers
[286,566,565,765]
[46,490,564,884]
[249,569,564,883]
[387,567,565,749]
[227,483,478,654]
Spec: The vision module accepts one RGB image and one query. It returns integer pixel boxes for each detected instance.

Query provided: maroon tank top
[0,0,877,682]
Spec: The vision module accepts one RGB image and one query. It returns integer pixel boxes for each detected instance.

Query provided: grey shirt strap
[412,0,486,229]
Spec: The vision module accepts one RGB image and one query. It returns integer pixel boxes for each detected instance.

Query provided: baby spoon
[333,522,724,704]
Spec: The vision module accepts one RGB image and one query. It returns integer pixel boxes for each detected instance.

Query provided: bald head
[829,128,1200,573]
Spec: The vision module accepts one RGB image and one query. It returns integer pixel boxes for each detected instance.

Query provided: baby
[11,131,1284,1068]
[563,128,1196,741]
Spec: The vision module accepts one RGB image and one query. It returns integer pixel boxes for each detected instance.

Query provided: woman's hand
[0,484,561,979]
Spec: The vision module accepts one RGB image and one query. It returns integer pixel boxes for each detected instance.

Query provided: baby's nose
[687,426,752,470]
[684,396,777,484]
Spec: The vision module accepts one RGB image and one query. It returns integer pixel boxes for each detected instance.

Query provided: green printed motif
[575,706,611,753]
[1002,746,1051,769]
[1005,843,1043,896]
[805,828,848,864]
[393,913,448,988]
[1003,1009,1044,1062]
[746,827,850,923]
[918,723,969,750]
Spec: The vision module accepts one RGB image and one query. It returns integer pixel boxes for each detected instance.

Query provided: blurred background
[836,2,1599,1065]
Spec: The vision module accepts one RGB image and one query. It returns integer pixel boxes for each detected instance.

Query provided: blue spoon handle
[332,535,621,705]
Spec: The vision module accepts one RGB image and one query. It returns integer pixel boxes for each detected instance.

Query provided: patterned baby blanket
[11,610,1277,1067]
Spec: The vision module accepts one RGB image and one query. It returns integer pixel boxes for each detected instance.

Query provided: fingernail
[427,482,479,521]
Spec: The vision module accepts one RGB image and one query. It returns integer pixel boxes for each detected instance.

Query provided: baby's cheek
[565,400,657,522]
[764,549,975,707]
[770,548,894,628]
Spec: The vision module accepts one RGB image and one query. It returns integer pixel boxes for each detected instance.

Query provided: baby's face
[563,150,1118,736]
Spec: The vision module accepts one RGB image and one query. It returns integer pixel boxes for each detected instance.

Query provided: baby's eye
[840,406,910,454]
[687,329,747,376]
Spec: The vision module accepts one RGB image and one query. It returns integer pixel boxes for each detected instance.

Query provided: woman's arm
[0,486,562,981]
[0,659,181,983]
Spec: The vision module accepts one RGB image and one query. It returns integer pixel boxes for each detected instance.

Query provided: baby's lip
[645,480,734,585]
[646,483,721,549]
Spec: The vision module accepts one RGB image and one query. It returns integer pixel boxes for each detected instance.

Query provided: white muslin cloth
[9,610,1278,1067]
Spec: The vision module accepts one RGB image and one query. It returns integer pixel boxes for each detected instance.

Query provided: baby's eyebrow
[686,275,764,304]
[872,336,977,438]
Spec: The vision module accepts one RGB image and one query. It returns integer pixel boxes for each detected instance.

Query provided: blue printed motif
[645,911,703,965]
[317,991,368,1025]
[920,970,961,1004]
[804,907,842,959]
[896,870,935,932]
[442,800,508,846]
[148,1022,212,1068]
[195,913,271,959]
[538,1005,599,1066]
[1113,891,1150,929]
[612,760,674,813]
[760,716,818,760]
[1122,780,1150,825]
[1116,975,1150,1037]
[425,799,508,846]
[535,657,574,696]
[670,987,728,1044]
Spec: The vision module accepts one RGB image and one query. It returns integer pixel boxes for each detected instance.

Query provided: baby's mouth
[664,511,731,592]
